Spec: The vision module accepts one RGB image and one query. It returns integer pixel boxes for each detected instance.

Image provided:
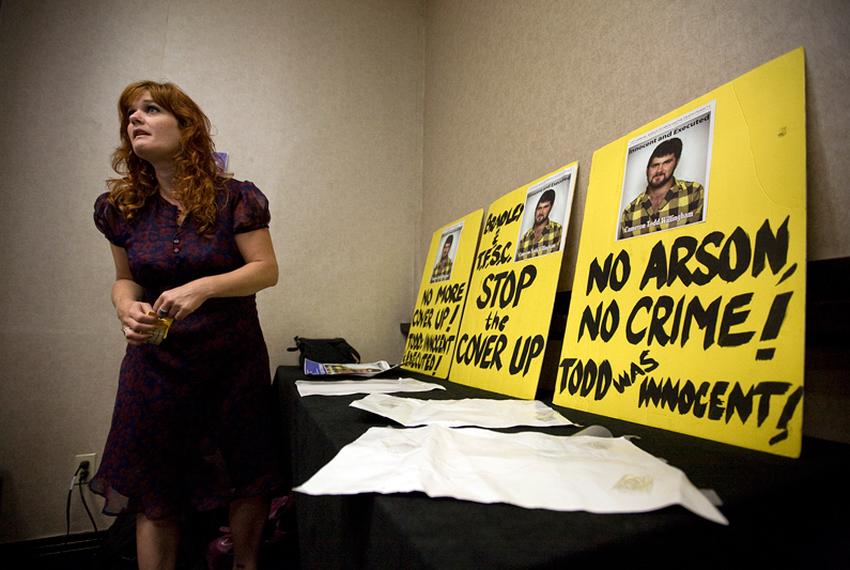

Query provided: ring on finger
[157,307,169,317]
[122,326,131,337]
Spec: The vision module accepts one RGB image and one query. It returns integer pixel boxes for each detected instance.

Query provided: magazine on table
[303,358,397,378]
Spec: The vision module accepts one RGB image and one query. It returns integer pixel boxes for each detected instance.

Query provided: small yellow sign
[554,48,806,457]
[402,209,484,378]
[452,163,578,399]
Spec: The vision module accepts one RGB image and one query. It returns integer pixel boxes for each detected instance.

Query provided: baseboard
[0,531,104,565]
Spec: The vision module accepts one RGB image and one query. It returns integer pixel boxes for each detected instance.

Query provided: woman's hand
[117,300,157,345]
[152,281,210,321]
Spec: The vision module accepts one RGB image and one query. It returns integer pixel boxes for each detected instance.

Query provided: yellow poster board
[451,163,578,399]
[401,209,484,378]
[554,48,806,457]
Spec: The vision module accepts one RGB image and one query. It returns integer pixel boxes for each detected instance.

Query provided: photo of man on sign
[430,229,459,283]
[617,104,714,240]
[515,171,572,262]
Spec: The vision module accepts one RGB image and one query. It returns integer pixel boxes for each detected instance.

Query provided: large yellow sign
[452,163,578,399]
[554,49,806,457]
[402,210,484,378]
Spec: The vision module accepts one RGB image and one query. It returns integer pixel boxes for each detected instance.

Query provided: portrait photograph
[514,171,573,262]
[429,223,462,283]
[617,102,715,240]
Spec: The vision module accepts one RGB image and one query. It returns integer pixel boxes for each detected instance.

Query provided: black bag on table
[286,336,360,367]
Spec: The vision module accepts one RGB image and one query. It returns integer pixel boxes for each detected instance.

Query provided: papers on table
[294,425,727,525]
[294,380,725,523]
[350,394,577,428]
[295,377,446,397]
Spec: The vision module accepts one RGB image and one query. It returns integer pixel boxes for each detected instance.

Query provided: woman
[91,80,282,570]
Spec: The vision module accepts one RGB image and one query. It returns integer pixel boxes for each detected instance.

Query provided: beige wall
[1,0,848,543]
[421,0,850,289]
[0,0,423,541]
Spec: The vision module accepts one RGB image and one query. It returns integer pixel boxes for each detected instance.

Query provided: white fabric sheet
[295,378,446,397]
[350,394,577,428]
[294,425,728,525]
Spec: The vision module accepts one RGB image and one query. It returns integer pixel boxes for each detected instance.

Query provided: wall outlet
[72,453,97,483]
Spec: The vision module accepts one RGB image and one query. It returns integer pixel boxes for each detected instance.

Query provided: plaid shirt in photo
[516,220,562,260]
[431,256,453,282]
[619,178,704,239]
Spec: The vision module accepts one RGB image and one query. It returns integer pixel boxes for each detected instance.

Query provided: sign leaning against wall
[451,163,578,399]
[554,48,806,458]
[402,209,484,379]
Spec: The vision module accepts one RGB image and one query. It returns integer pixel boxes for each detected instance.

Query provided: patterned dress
[90,179,282,520]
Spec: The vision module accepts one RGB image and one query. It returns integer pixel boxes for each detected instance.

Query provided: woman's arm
[110,244,158,344]
[152,228,278,320]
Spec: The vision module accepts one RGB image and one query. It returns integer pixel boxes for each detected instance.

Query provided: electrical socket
[73,452,97,483]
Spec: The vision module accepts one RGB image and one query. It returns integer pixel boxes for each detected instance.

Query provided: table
[274,366,850,569]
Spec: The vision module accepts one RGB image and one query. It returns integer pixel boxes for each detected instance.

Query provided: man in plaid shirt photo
[618,137,704,239]
[516,188,562,260]
[431,234,454,282]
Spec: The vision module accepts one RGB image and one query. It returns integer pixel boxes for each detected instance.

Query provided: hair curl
[107,80,228,234]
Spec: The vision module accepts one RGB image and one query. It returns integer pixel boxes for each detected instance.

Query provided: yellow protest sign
[554,48,806,457]
[402,209,484,378]
[451,163,578,399]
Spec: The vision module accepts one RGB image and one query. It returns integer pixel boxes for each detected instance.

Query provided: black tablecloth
[274,366,850,569]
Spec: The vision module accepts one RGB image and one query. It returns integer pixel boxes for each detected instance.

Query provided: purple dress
[91,179,282,520]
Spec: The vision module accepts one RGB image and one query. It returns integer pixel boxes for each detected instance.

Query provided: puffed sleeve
[231,180,271,234]
[93,193,129,247]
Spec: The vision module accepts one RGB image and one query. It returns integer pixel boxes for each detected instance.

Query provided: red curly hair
[107,80,228,234]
